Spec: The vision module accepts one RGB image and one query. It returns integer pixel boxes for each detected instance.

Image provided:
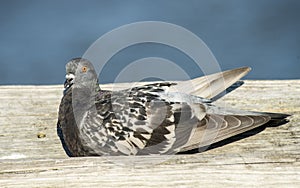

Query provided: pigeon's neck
[71,79,99,107]
[73,78,100,90]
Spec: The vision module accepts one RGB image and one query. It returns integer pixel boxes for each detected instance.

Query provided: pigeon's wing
[169,67,251,99]
[88,88,208,156]
[101,67,250,101]
[180,107,290,152]
[104,91,288,155]
[89,82,287,155]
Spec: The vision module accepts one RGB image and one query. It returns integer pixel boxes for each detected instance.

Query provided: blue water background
[0,0,299,85]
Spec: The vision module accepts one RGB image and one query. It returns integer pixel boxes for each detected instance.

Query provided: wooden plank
[0,80,299,187]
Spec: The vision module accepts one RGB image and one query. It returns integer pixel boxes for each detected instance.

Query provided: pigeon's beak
[64,73,75,89]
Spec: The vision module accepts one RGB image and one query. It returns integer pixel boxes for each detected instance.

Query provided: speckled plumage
[57,58,289,156]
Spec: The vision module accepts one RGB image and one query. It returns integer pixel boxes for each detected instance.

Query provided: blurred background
[0,0,299,85]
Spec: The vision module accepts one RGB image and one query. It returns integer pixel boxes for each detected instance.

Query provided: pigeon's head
[64,58,99,91]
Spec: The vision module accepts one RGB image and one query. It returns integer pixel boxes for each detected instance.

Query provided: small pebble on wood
[37,132,46,138]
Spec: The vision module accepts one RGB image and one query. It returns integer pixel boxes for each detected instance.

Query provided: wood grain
[0,80,299,187]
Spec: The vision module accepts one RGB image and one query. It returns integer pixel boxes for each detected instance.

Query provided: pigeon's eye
[81,66,88,73]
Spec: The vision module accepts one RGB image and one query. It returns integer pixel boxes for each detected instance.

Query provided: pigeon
[57,58,289,156]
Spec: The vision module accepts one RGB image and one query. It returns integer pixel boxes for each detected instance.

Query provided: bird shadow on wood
[179,118,290,154]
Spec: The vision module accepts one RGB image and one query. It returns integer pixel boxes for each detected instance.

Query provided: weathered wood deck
[0,80,299,187]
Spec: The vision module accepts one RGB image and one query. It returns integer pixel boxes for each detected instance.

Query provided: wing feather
[165,67,250,98]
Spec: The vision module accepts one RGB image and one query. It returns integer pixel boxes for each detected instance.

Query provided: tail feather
[180,110,290,152]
